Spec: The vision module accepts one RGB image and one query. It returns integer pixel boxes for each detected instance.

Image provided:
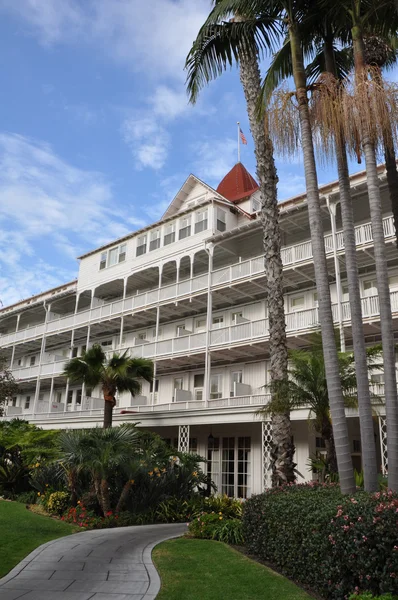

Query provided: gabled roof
[216,162,259,203]
[162,173,228,219]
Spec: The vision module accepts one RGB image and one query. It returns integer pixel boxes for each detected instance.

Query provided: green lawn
[0,501,79,578]
[153,538,312,600]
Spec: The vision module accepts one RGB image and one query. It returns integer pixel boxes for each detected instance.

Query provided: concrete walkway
[0,522,186,600]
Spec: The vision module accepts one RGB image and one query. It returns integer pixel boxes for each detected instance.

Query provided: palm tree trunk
[335,139,379,491]
[384,142,398,249]
[103,393,114,429]
[237,26,295,485]
[351,24,398,492]
[116,480,132,513]
[100,478,111,514]
[323,39,379,491]
[289,23,355,494]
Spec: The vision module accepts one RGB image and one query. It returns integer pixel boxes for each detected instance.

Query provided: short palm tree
[287,338,381,475]
[64,345,153,428]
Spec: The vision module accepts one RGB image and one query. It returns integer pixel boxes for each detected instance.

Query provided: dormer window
[195,209,208,234]
[99,243,127,270]
[149,229,161,252]
[179,216,191,240]
[136,234,147,257]
[164,222,176,246]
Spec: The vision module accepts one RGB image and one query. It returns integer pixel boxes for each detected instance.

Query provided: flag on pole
[239,127,247,145]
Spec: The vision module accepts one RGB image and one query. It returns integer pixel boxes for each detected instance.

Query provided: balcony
[211,215,395,287]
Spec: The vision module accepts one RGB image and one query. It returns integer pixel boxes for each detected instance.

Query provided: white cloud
[193,137,239,184]
[151,86,190,120]
[0,133,149,305]
[0,0,211,81]
[122,116,169,170]
[277,171,306,200]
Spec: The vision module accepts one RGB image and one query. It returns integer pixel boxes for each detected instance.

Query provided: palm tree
[325,0,398,491]
[58,425,140,515]
[262,10,378,491]
[195,0,356,492]
[287,336,381,476]
[64,345,153,429]
[186,5,296,484]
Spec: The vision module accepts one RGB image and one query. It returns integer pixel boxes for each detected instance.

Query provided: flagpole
[237,121,240,163]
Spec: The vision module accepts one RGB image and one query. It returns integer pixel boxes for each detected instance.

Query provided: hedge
[242,483,398,599]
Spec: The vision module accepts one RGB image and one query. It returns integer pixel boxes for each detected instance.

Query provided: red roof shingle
[217,162,259,203]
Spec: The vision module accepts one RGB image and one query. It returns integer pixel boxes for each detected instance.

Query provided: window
[210,374,222,399]
[173,378,183,391]
[231,371,243,395]
[72,347,78,358]
[363,279,377,297]
[55,392,62,403]
[196,318,206,331]
[86,388,92,398]
[313,292,318,307]
[136,332,146,341]
[194,374,204,400]
[390,275,398,290]
[212,315,224,328]
[217,208,226,232]
[164,222,176,246]
[195,209,208,234]
[207,436,220,490]
[67,390,73,405]
[252,198,261,213]
[315,437,326,449]
[290,296,305,310]
[118,244,127,263]
[189,438,198,453]
[100,252,107,270]
[371,373,384,384]
[237,437,251,498]
[108,247,118,267]
[30,356,36,366]
[222,437,235,497]
[17,358,22,366]
[101,339,112,347]
[150,379,159,393]
[76,389,82,405]
[11,397,17,407]
[231,311,243,324]
[24,396,31,410]
[353,439,361,453]
[99,244,127,269]
[149,229,161,251]
[152,328,163,338]
[176,324,186,336]
[81,345,86,355]
[342,285,349,301]
[136,235,147,256]
[179,216,191,240]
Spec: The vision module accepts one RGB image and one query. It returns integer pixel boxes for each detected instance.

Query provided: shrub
[195,495,243,519]
[14,490,38,504]
[46,491,70,516]
[349,595,397,600]
[188,512,244,545]
[243,483,398,599]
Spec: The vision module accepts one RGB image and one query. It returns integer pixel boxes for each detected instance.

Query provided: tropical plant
[282,336,381,475]
[186,0,295,486]
[63,344,153,428]
[262,5,379,491]
[188,0,356,493]
[0,354,18,416]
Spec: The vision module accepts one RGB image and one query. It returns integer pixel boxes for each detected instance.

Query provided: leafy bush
[196,495,243,519]
[243,483,398,599]
[14,490,38,504]
[46,491,70,516]
[349,594,397,600]
[188,512,244,545]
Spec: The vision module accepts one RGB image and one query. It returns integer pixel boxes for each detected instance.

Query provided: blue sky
[0,0,396,307]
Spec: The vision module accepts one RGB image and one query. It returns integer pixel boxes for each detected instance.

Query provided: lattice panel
[262,421,273,490]
[379,416,388,475]
[178,425,190,453]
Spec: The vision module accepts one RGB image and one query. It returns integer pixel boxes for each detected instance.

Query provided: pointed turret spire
[217,162,259,203]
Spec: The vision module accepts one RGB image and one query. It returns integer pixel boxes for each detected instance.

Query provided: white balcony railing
[211,215,395,287]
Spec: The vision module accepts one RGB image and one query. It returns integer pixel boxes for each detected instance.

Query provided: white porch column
[49,377,54,405]
[10,314,21,367]
[262,421,273,491]
[33,302,50,415]
[74,293,80,314]
[151,305,160,406]
[178,425,190,453]
[204,245,214,407]
[326,196,345,351]
[379,416,388,476]
[119,316,124,347]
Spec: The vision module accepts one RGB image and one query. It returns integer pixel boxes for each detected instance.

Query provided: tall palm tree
[186,6,296,485]
[64,345,153,429]
[326,0,398,491]
[187,0,356,493]
[262,12,379,491]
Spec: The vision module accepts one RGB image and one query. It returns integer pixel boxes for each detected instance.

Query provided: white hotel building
[0,162,394,496]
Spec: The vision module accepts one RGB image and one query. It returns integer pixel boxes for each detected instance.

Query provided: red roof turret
[217,162,259,203]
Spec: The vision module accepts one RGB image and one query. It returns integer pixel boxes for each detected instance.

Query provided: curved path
[0,522,186,600]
